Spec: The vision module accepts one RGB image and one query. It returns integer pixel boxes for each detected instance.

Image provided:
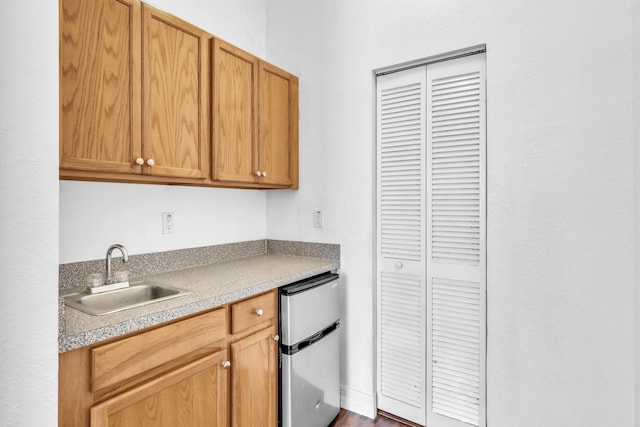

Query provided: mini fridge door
[280,274,340,346]
[281,326,340,427]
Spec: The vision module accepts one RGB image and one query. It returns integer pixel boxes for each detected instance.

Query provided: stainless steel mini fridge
[279,273,340,427]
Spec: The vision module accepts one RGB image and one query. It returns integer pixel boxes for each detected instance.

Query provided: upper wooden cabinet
[257,61,299,188]
[59,0,142,175]
[60,0,298,188]
[211,39,258,185]
[60,0,208,182]
[211,39,299,189]
[141,5,208,179]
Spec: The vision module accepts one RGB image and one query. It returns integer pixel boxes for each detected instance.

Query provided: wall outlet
[313,210,323,228]
[162,212,175,234]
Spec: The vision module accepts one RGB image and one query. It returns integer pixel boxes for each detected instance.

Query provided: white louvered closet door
[376,52,485,427]
[426,53,486,427]
[376,66,427,426]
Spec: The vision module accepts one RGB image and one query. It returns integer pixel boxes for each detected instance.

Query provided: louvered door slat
[433,374,480,395]
[427,53,486,427]
[379,271,425,409]
[377,66,427,425]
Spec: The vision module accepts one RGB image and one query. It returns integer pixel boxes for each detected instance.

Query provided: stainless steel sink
[63,282,190,316]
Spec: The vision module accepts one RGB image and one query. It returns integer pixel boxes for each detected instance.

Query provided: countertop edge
[59,262,338,353]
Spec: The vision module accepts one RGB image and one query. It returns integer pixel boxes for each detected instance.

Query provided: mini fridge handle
[280,321,340,356]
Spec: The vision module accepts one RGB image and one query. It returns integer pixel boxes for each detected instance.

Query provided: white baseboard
[340,386,377,419]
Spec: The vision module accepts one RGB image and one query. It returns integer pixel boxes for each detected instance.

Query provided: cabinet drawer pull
[221,360,231,369]
[255,308,264,316]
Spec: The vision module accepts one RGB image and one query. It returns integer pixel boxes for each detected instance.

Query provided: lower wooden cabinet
[230,326,278,427]
[59,290,279,427]
[91,351,228,427]
[228,289,278,427]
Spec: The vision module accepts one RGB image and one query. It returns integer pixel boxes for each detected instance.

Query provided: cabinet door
[258,61,299,188]
[231,326,278,427]
[59,0,142,174]
[91,351,228,427]
[142,5,208,179]
[212,38,258,184]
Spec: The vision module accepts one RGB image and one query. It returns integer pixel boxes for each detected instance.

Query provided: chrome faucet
[106,244,129,284]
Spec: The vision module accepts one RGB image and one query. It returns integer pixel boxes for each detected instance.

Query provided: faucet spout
[106,244,129,284]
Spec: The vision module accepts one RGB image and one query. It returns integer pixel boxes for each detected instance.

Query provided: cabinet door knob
[221,360,231,369]
[262,171,267,177]
[272,335,280,342]
[395,261,403,269]
[135,157,144,166]
[255,308,264,316]
[255,171,262,177]
[146,159,155,166]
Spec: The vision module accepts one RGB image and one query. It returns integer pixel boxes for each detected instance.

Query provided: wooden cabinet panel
[258,61,299,188]
[212,38,258,184]
[92,308,225,392]
[230,291,276,334]
[211,43,299,188]
[91,350,228,427]
[142,5,209,179]
[59,0,141,174]
[231,326,278,427]
[59,346,93,427]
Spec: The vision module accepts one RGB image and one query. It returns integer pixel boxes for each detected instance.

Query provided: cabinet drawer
[92,308,226,392]
[231,291,275,334]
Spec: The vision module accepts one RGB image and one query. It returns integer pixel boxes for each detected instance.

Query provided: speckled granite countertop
[59,254,339,353]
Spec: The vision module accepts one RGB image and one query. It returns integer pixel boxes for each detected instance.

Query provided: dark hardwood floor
[329,409,417,427]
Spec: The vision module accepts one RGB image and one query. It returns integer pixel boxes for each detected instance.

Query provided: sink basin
[63,282,190,316]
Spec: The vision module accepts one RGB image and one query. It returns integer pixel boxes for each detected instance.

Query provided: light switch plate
[162,212,175,234]
[313,210,323,228]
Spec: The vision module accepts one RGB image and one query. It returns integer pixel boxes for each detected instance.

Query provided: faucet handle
[86,273,104,289]
[113,271,129,283]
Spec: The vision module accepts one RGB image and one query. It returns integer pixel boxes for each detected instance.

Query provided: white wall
[59,0,269,263]
[60,182,266,263]
[634,0,640,424]
[0,0,59,425]
[265,0,636,425]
